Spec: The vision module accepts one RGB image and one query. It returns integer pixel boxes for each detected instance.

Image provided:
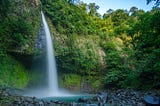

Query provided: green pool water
[41,94,95,103]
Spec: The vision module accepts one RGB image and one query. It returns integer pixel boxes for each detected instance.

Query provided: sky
[81,0,154,15]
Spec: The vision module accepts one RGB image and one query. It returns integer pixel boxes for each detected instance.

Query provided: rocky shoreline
[105,89,160,106]
[0,87,159,106]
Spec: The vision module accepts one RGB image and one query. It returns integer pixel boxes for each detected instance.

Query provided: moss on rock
[0,55,29,89]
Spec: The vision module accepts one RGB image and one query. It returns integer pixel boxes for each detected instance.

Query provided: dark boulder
[97,92,108,104]
[78,97,89,103]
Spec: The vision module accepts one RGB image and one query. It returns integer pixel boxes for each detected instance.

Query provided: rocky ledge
[0,87,159,106]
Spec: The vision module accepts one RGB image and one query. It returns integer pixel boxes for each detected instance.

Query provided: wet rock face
[35,22,46,52]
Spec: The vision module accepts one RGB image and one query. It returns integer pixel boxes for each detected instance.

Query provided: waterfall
[41,12,58,93]
[23,12,73,97]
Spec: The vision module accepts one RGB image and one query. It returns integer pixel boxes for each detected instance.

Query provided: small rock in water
[97,92,108,104]
[25,97,33,102]
[52,100,63,104]
[39,101,44,106]
[53,100,59,103]
[143,95,160,105]
[78,97,89,103]
[23,101,28,106]
[86,103,98,106]
[50,100,54,103]
[32,96,36,100]
[137,102,145,106]
[70,102,76,105]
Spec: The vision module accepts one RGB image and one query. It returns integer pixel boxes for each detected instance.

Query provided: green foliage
[59,73,81,90]
[0,55,29,89]
[43,1,160,90]
[101,7,160,89]
[42,0,105,90]
[104,9,129,26]
[105,70,120,84]
[131,9,160,89]
[0,0,159,91]
[0,0,41,88]
[103,38,131,87]
[0,0,40,54]
[120,71,141,89]
[88,3,100,16]
[42,0,102,35]
[63,74,81,86]
[56,36,100,75]
[92,79,102,90]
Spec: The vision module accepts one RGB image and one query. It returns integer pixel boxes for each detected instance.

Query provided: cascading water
[41,11,58,93]
[24,12,73,97]
[40,11,73,97]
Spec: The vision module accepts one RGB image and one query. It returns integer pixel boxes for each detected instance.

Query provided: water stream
[41,11,58,94]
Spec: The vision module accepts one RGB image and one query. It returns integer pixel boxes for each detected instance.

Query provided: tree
[78,2,87,12]
[129,6,138,15]
[106,9,114,14]
[132,9,160,89]
[109,9,129,26]
[103,9,114,18]
[88,3,99,16]
[0,0,12,17]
